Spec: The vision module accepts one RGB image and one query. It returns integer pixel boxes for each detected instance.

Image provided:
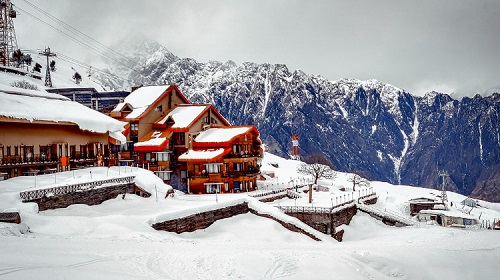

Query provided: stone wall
[331,205,357,228]
[0,212,21,224]
[151,203,322,241]
[152,203,250,233]
[281,204,357,236]
[26,183,143,211]
[359,195,378,205]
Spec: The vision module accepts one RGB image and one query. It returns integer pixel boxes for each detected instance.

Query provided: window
[202,116,209,124]
[206,184,221,194]
[145,152,151,161]
[205,163,221,173]
[179,133,185,144]
[130,123,139,131]
[225,183,229,192]
[14,146,18,156]
[155,171,171,181]
[233,144,241,154]
[6,146,11,156]
[194,164,200,175]
[155,105,162,112]
[233,162,242,171]
[211,117,217,124]
[154,152,169,162]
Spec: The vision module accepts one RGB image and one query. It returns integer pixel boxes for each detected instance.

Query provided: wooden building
[110,84,263,193]
[178,126,262,194]
[0,89,126,179]
[408,197,446,216]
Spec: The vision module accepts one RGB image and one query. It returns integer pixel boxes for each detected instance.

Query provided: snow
[134,137,167,147]
[178,148,226,160]
[156,105,208,128]
[0,88,126,142]
[0,153,499,279]
[194,127,251,143]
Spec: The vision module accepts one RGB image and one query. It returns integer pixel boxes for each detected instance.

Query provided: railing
[276,201,355,214]
[357,203,417,226]
[1,155,59,165]
[249,188,287,198]
[19,175,135,201]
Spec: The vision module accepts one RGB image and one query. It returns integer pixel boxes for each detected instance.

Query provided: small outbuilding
[408,197,446,216]
[417,210,477,227]
[461,197,478,208]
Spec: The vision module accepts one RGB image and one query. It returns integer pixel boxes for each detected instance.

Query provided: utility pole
[39,47,56,87]
[0,0,18,67]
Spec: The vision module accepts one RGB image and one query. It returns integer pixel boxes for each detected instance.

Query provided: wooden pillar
[309,184,312,204]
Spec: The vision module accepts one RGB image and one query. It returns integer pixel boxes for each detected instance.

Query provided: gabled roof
[111,85,189,121]
[155,104,231,131]
[193,126,260,148]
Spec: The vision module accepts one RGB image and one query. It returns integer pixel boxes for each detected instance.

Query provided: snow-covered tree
[297,162,336,184]
[347,174,370,191]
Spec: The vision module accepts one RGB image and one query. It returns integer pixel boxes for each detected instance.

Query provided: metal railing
[276,200,356,214]
[19,175,135,201]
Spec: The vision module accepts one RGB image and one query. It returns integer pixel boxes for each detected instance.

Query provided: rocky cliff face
[97,41,500,201]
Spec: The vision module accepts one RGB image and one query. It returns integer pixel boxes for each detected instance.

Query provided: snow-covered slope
[0,153,499,279]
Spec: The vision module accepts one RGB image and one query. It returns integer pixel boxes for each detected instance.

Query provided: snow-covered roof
[0,89,126,142]
[195,127,252,143]
[134,137,167,148]
[178,148,227,161]
[111,85,171,119]
[157,105,209,128]
[134,130,171,151]
[419,210,475,219]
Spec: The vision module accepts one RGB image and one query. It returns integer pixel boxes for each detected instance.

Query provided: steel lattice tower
[291,134,300,160]
[0,0,18,67]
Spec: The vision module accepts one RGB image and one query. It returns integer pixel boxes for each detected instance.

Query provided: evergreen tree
[50,60,56,72]
[73,72,82,84]
[33,63,42,73]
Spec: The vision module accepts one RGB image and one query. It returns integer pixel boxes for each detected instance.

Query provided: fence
[19,176,135,201]
[276,200,355,214]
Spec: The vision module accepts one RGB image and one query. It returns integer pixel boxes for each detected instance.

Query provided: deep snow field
[1,153,499,279]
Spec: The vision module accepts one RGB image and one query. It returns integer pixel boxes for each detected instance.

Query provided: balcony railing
[0,155,59,166]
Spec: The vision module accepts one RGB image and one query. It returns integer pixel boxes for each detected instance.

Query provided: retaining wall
[151,202,321,241]
[24,183,146,211]
[0,212,21,224]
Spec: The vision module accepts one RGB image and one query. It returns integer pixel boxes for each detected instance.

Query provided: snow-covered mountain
[36,39,500,202]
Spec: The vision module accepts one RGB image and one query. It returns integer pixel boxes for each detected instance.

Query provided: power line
[14,5,144,76]
[18,0,139,67]
[20,47,135,84]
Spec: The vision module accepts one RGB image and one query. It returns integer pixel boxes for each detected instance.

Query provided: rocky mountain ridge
[96,41,500,201]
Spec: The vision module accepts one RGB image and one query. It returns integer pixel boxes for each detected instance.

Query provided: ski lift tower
[291,134,300,160]
[0,0,18,67]
[438,170,449,206]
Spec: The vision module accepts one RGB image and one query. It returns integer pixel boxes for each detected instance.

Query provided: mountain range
[95,40,500,202]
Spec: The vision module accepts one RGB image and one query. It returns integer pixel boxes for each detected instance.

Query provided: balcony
[0,154,59,166]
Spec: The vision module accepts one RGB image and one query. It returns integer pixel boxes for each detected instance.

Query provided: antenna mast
[0,0,18,67]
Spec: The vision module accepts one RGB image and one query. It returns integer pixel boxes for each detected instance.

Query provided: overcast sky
[13,0,500,97]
